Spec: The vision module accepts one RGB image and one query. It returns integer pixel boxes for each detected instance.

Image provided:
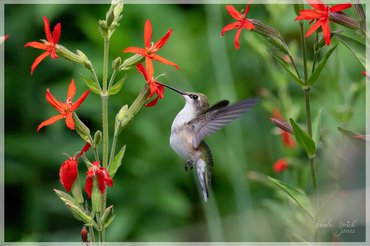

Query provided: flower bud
[270,118,294,135]
[330,12,360,30]
[112,57,122,70]
[56,44,86,64]
[352,0,365,27]
[73,113,92,145]
[99,20,109,37]
[94,130,102,146]
[101,205,115,228]
[250,19,290,55]
[120,54,145,70]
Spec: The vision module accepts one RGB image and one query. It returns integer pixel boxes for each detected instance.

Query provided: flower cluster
[124,19,179,107]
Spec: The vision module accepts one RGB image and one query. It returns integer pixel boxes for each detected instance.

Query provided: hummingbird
[159,82,258,202]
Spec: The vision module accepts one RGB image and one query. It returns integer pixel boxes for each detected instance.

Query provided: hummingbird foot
[184,160,194,172]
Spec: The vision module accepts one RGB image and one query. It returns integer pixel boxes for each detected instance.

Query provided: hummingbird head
[158,83,209,113]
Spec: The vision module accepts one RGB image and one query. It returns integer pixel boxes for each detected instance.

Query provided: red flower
[272,109,295,148]
[137,63,165,107]
[123,19,179,75]
[273,159,288,173]
[59,143,91,192]
[37,79,90,131]
[295,0,352,46]
[85,161,113,198]
[221,4,255,49]
[24,16,61,75]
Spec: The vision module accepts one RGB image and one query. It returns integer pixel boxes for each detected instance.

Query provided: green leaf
[108,145,126,178]
[108,74,127,95]
[272,53,304,86]
[333,33,365,68]
[290,118,316,158]
[308,44,338,86]
[268,176,314,219]
[82,76,101,94]
[312,109,323,145]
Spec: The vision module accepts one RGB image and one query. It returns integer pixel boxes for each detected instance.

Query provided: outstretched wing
[190,98,258,148]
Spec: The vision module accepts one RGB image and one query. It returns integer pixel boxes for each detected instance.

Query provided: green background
[4,3,366,242]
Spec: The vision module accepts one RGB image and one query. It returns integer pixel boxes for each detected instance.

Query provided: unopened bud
[250,19,290,55]
[112,57,122,70]
[99,20,109,37]
[101,205,114,228]
[120,54,145,70]
[270,118,294,135]
[94,130,102,146]
[56,44,85,64]
[330,12,360,30]
[73,113,92,144]
[353,0,365,26]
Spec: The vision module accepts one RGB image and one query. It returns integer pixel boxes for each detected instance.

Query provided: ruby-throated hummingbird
[159,83,258,202]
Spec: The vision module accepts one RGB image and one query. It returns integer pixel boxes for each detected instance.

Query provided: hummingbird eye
[190,94,198,100]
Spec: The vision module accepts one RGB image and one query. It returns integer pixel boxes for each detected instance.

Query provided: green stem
[108,133,118,167]
[101,94,109,169]
[300,21,319,241]
[288,54,301,79]
[311,32,319,74]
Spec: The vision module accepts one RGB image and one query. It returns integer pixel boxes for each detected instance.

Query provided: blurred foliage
[4,3,365,242]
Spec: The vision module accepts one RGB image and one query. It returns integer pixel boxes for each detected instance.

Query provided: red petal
[52,23,61,44]
[102,168,113,187]
[85,175,93,198]
[46,88,65,113]
[234,27,243,49]
[244,20,255,30]
[37,114,65,131]
[153,29,172,51]
[305,19,323,37]
[145,96,160,107]
[70,90,91,111]
[43,16,54,43]
[282,131,296,148]
[306,0,326,11]
[145,58,154,79]
[225,5,242,20]
[295,10,324,20]
[137,63,149,81]
[24,41,49,50]
[123,46,147,56]
[59,158,78,192]
[151,54,179,70]
[76,143,91,158]
[321,19,331,45]
[30,51,50,75]
[67,79,76,100]
[65,113,75,130]
[330,3,352,13]
[144,19,152,48]
[221,22,240,36]
[97,170,106,194]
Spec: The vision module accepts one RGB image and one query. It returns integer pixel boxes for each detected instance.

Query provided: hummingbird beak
[156,82,187,96]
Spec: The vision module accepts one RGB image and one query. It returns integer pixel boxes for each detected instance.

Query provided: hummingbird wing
[190,98,259,148]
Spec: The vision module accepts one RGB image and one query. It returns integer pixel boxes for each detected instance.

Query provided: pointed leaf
[312,108,323,145]
[308,44,338,86]
[268,176,314,219]
[82,76,101,94]
[333,33,365,68]
[108,74,127,95]
[108,145,126,178]
[272,53,304,86]
[54,189,78,206]
[290,118,316,158]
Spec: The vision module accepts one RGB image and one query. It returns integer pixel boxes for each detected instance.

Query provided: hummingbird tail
[196,159,209,202]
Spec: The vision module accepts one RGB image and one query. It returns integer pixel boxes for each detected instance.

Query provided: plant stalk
[299,21,319,241]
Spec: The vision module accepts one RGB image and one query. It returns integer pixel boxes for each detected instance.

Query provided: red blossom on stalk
[37,79,90,131]
[221,4,255,49]
[24,16,61,75]
[59,143,91,192]
[137,63,165,107]
[273,159,288,173]
[123,19,179,75]
[295,0,352,46]
[85,161,113,198]
[272,109,296,148]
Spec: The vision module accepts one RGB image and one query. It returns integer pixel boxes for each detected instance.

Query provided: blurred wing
[207,100,229,112]
[191,98,258,148]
